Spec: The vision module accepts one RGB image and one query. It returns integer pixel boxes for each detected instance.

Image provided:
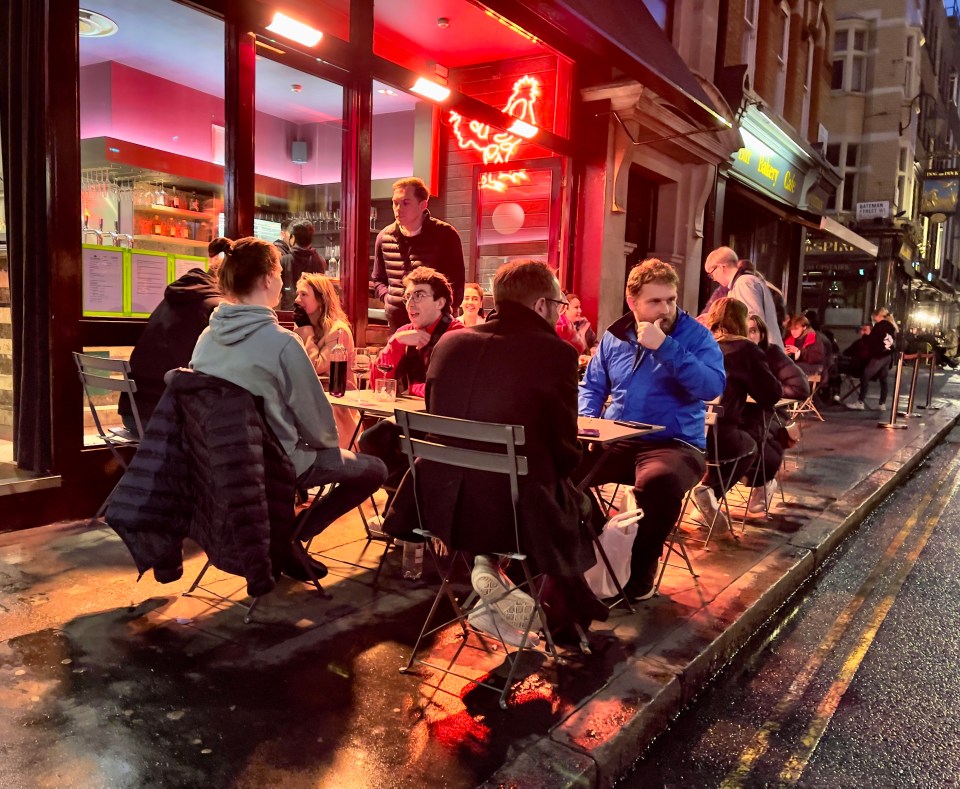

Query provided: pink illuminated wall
[80,62,415,186]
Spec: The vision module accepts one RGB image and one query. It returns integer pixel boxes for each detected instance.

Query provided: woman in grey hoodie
[190,238,387,564]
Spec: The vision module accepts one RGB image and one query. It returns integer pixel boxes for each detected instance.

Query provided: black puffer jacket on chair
[106,369,296,597]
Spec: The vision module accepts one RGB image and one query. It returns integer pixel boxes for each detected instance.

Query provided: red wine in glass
[375,362,393,375]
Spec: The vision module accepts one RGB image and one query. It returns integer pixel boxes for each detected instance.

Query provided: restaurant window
[253,56,344,311]
[832,26,866,92]
[78,0,225,444]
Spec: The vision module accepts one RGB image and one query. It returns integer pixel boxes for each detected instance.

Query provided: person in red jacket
[369,267,464,398]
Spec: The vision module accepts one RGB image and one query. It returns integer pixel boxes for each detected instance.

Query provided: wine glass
[352,348,371,399]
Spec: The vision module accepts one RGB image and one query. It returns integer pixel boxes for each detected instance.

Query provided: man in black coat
[373,177,465,331]
[385,259,602,638]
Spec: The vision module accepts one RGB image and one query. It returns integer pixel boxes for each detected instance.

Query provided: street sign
[855,201,890,221]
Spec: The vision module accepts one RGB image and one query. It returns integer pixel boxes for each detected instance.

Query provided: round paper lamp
[491,202,525,235]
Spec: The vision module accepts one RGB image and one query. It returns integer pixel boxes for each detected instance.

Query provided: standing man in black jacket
[373,177,465,331]
[279,220,327,310]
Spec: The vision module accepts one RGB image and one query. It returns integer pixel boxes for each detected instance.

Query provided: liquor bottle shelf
[133,234,210,248]
[134,204,212,221]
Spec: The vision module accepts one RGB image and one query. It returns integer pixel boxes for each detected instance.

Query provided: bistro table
[327,392,427,449]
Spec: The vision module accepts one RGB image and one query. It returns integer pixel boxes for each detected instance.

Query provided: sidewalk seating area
[1,376,957,789]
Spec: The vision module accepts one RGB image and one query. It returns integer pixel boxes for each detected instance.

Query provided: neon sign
[449,75,540,192]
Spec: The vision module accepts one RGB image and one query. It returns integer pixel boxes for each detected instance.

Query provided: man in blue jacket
[579,259,725,600]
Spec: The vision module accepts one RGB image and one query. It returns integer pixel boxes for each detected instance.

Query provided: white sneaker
[748,479,778,514]
[693,485,729,531]
[467,603,541,648]
[471,555,542,631]
[845,401,865,411]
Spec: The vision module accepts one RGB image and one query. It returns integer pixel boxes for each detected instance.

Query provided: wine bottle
[170,186,181,209]
[152,215,162,235]
[328,328,348,397]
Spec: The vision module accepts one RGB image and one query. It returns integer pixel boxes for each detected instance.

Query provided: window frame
[831,24,868,93]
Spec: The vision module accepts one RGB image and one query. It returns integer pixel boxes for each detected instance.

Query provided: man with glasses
[703,247,784,348]
[369,267,464,398]
[579,258,725,601]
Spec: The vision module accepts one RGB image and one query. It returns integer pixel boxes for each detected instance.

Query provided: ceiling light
[266,12,323,47]
[411,77,451,102]
[507,119,538,139]
[378,88,398,96]
[79,9,118,38]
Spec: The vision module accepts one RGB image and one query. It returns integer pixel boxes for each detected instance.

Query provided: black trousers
[577,440,706,588]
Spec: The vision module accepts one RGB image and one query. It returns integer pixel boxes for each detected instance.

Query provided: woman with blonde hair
[293,273,359,448]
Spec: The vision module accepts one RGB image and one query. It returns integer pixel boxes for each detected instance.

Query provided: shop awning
[482,0,728,128]
[818,217,879,258]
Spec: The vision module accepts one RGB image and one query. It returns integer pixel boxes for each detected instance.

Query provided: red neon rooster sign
[449,75,540,192]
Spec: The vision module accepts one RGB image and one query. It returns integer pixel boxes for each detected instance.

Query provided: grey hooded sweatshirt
[190,303,339,476]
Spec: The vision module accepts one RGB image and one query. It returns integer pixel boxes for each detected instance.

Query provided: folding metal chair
[394,410,562,710]
[74,352,144,517]
[685,405,757,548]
[790,372,824,422]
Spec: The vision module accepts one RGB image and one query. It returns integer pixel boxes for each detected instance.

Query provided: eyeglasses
[705,266,719,280]
[402,290,434,305]
[545,297,569,311]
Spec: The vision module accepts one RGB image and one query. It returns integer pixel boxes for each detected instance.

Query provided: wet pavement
[1,375,958,789]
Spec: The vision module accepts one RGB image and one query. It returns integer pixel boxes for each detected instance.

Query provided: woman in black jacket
[743,314,810,513]
[694,299,782,531]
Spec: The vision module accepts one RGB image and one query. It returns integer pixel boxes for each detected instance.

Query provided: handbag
[584,496,643,598]
[778,418,801,448]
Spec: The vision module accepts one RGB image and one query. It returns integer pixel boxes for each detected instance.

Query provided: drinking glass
[375,378,397,402]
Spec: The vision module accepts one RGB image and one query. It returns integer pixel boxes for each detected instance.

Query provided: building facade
[814,0,960,347]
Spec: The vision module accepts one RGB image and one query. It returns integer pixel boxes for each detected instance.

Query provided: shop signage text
[855,201,890,221]
[731,128,807,208]
[805,237,859,255]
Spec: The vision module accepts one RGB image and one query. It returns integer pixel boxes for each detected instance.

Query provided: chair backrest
[394,410,528,552]
[73,352,144,440]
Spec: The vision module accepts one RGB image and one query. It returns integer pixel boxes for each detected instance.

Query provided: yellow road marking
[778,462,960,783]
[720,450,960,789]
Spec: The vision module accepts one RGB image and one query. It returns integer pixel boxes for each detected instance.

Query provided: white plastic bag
[584,504,643,598]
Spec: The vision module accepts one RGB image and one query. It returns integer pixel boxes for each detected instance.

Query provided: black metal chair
[394,409,562,710]
[74,352,144,517]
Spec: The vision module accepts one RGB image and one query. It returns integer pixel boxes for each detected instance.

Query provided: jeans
[296,448,388,540]
[576,440,706,589]
[859,356,892,405]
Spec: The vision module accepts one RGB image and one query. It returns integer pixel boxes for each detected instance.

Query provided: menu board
[130,252,168,315]
[82,247,124,315]
[82,246,207,317]
[174,256,201,279]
